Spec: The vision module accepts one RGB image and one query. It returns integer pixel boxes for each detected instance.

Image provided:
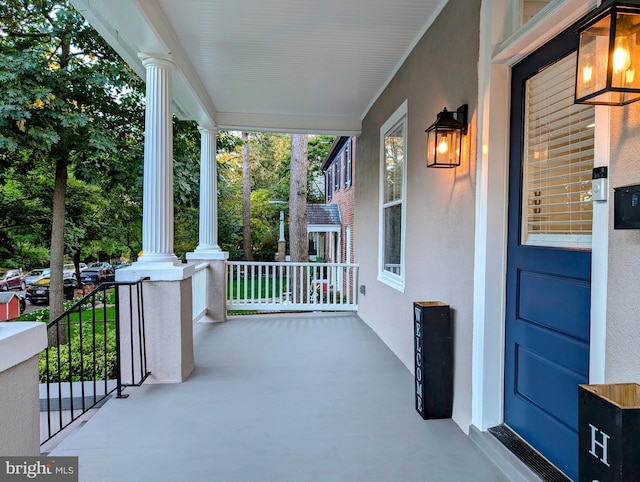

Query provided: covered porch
[49,312,509,481]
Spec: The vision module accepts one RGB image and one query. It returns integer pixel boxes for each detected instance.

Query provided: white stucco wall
[606,104,640,382]
[356,0,480,432]
[0,356,41,455]
[0,322,47,456]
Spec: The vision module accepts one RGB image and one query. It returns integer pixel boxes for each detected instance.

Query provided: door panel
[518,271,590,341]
[505,25,592,481]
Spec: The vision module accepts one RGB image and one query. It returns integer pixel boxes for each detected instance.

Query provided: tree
[307,135,335,202]
[241,131,253,260]
[289,134,308,263]
[0,0,145,329]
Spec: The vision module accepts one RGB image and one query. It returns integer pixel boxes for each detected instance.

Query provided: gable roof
[307,204,342,226]
[0,292,18,304]
[321,136,351,171]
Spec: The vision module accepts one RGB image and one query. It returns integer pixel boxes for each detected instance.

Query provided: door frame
[472,0,608,432]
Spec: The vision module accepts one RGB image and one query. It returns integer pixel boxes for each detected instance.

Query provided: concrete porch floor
[50,312,510,482]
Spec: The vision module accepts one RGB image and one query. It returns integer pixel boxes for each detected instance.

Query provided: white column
[191,126,223,255]
[346,226,351,264]
[186,127,228,323]
[279,211,285,243]
[117,54,194,383]
[137,54,179,266]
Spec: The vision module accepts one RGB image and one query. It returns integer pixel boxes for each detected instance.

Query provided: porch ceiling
[70,0,447,135]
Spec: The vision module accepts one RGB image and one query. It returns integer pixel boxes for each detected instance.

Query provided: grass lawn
[227,278,285,299]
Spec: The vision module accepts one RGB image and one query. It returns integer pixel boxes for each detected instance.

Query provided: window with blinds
[522,52,595,249]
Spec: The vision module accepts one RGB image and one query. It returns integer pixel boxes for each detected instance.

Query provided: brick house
[321,136,355,264]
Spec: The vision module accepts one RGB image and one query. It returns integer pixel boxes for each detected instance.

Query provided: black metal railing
[40,278,150,445]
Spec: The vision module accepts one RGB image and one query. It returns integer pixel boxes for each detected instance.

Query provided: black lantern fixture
[575,0,640,105]
[425,104,468,168]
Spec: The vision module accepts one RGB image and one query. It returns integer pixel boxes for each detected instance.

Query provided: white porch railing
[192,262,208,322]
[227,261,359,312]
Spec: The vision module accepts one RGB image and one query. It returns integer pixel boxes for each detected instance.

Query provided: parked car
[17,293,26,313]
[25,268,50,286]
[0,268,26,291]
[80,266,115,285]
[86,262,112,271]
[25,276,78,305]
[63,262,87,279]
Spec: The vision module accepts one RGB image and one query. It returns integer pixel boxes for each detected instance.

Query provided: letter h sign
[588,424,610,467]
[578,384,640,482]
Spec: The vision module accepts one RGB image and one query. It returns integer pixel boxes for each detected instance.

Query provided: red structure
[0,292,21,321]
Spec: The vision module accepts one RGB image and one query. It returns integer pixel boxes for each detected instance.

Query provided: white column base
[186,250,228,261]
[118,277,194,384]
[135,253,181,265]
[117,262,195,282]
[116,265,195,383]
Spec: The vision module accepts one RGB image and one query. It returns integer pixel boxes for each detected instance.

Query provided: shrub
[39,321,118,383]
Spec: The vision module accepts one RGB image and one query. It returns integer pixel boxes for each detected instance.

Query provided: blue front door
[505,26,592,481]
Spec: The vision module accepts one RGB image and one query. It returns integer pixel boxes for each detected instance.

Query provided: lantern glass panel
[427,128,436,165]
[428,129,461,167]
[611,12,640,90]
[576,15,610,101]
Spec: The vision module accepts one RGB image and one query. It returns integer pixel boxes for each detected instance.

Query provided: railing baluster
[40,278,149,446]
[279,264,284,305]
[224,261,358,312]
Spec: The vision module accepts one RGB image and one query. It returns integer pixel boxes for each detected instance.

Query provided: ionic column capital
[138,53,174,69]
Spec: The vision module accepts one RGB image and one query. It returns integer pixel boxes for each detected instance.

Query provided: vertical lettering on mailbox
[414,307,424,418]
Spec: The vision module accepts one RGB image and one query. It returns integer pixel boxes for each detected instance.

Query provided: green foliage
[0,1,334,270]
[174,206,199,261]
[39,321,118,383]
[15,300,77,322]
[307,135,336,202]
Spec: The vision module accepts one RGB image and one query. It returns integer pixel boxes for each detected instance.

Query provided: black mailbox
[614,184,640,229]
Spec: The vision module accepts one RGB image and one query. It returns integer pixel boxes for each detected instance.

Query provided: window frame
[344,139,352,188]
[520,52,594,249]
[378,100,408,292]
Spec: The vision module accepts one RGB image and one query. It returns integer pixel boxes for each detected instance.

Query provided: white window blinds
[522,52,595,249]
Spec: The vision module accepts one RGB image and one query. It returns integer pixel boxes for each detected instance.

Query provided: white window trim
[472,0,601,431]
[378,100,408,292]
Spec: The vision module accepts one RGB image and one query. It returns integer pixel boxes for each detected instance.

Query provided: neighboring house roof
[307,204,342,226]
[0,293,18,304]
[321,136,351,171]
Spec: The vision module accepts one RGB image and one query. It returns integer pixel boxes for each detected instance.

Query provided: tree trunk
[242,131,253,260]
[289,134,308,262]
[289,134,308,302]
[73,249,83,289]
[48,155,68,346]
